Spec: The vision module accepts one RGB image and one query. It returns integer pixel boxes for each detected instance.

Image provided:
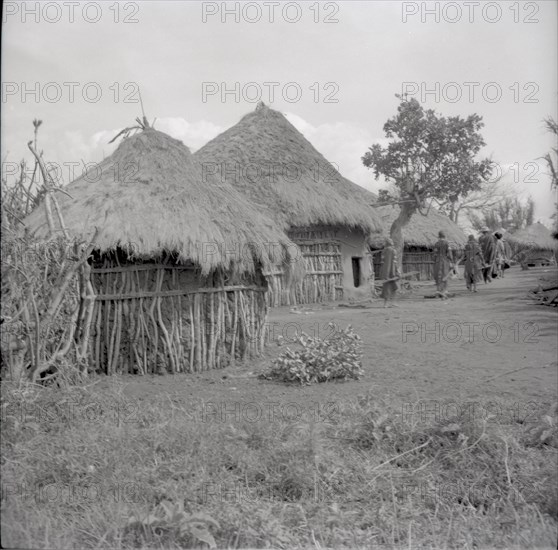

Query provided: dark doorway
[351,257,362,288]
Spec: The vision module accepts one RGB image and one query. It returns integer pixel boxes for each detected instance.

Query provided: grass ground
[1,266,557,549]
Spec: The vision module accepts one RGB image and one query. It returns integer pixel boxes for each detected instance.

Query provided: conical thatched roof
[24,128,296,275]
[194,103,382,235]
[506,222,557,251]
[368,205,468,249]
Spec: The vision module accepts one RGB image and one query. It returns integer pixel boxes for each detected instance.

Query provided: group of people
[461,227,511,292]
[434,227,510,296]
[379,227,511,306]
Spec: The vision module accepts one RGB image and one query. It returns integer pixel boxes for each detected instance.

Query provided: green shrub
[261,323,363,385]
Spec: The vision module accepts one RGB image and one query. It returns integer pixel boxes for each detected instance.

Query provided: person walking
[463,235,484,292]
[433,231,454,299]
[380,237,400,308]
[478,227,496,283]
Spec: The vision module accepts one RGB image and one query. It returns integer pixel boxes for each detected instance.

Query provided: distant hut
[25,128,296,375]
[506,222,557,267]
[368,205,467,281]
[194,103,383,305]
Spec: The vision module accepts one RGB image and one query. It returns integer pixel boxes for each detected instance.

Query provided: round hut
[506,222,557,267]
[368,205,467,281]
[194,103,384,305]
[24,128,296,375]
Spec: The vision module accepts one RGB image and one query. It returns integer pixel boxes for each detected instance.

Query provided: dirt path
[96,266,558,422]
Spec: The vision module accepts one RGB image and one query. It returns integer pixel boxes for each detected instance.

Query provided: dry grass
[23,129,297,276]
[194,104,383,236]
[2,380,557,549]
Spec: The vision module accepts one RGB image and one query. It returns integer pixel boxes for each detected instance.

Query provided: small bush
[261,323,363,385]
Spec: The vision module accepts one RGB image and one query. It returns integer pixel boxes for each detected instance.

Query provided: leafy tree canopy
[363,95,494,209]
[362,95,494,264]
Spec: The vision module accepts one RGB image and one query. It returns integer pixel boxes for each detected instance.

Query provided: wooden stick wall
[86,264,267,374]
[265,228,345,307]
[372,249,436,281]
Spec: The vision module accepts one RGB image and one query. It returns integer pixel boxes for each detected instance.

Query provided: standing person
[380,237,400,308]
[478,227,496,283]
[463,235,484,292]
[494,232,508,278]
[433,231,454,299]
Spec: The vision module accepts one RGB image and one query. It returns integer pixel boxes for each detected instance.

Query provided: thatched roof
[24,128,297,275]
[506,222,557,251]
[368,205,468,249]
[194,103,383,236]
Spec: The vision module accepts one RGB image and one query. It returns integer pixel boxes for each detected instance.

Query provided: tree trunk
[449,207,458,224]
[389,201,417,270]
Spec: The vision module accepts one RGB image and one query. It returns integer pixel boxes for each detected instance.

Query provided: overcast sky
[2,0,557,227]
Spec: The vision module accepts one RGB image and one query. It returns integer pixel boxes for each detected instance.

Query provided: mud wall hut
[368,205,467,281]
[194,103,383,306]
[24,128,296,375]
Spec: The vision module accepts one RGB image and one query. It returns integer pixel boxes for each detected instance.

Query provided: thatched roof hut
[506,222,557,252]
[24,128,296,375]
[195,103,382,235]
[369,205,467,249]
[505,222,557,266]
[368,205,467,281]
[25,128,295,276]
[194,103,383,304]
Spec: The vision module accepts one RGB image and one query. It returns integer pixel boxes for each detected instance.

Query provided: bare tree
[468,196,535,233]
[434,178,513,225]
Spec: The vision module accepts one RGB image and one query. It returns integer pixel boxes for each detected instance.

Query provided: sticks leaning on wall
[1,123,102,381]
